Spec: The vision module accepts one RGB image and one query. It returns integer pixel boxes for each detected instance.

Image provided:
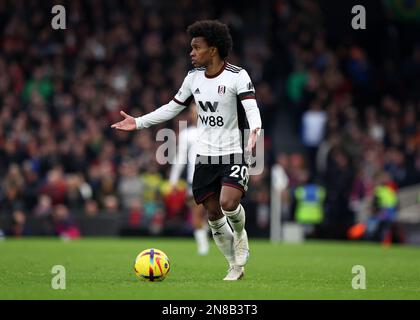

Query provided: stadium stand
[0,0,419,243]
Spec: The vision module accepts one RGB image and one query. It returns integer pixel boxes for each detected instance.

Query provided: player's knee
[207,209,223,221]
[220,198,239,212]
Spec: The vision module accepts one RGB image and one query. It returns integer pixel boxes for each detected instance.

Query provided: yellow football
[134,248,170,282]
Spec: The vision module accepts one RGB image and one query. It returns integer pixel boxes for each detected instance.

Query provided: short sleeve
[173,73,194,106]
[236,69,256,100]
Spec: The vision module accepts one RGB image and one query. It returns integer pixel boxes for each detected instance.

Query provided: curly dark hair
[187,20,233,59]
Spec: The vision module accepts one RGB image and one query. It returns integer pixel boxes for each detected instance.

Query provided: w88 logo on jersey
[199,115,224,127]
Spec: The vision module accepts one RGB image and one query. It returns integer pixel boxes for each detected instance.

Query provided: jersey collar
[205,61,227,79]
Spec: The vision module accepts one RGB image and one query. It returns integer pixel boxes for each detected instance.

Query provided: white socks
[222,204,245,236]
[194,227,209,255]
[208,216,235,266]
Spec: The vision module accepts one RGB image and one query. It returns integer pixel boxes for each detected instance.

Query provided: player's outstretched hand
[111,111,137,131]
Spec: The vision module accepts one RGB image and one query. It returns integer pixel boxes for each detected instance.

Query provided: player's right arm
[111,73,193,131]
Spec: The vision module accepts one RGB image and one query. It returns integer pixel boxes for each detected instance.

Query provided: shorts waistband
[195,153,244,165]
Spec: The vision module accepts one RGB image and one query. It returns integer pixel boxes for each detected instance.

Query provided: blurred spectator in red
[39,166,67,206]
[163,185,187,223]
[128,199,143,227]
[52,205,81,240]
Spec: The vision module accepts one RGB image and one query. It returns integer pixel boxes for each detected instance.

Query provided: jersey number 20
[229,165,249,186]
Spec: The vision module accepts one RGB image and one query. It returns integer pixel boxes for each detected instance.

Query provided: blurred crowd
[0,0,419,240]
[269,0,420,240]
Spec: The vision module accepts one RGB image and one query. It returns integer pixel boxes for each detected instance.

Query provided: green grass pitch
[1,237,419,300]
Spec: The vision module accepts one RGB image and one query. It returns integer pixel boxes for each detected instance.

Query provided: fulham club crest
[218,85,226,95]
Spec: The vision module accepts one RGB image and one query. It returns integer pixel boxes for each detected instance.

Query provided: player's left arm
[236,69,262,152]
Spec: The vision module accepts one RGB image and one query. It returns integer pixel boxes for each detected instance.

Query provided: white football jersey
[173,62,256,156]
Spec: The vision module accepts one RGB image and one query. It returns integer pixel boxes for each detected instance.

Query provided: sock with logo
[208,216,235,266]
[222,204,245,236]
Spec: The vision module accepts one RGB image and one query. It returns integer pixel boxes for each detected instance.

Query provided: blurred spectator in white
[118,160,143,210]
[301,99,327,176]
